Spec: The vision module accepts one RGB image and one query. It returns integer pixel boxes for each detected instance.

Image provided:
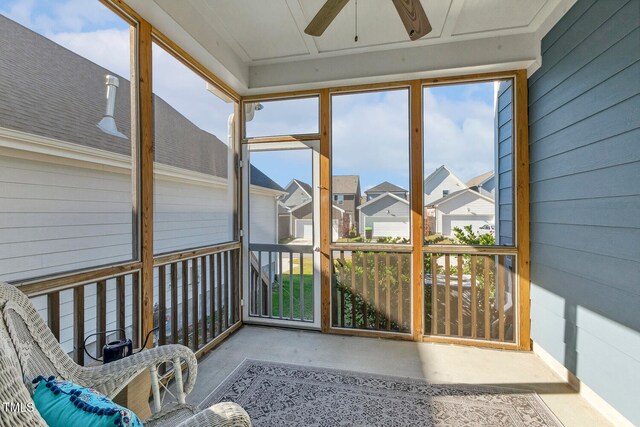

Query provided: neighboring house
[423,165,467,206]
[466,171,495,198]
[0,14,282,352]
[279,179,312,208]
[332,175,361,233]
[358,192,410,239]
[430,189,495,236]
[365,181,408,201]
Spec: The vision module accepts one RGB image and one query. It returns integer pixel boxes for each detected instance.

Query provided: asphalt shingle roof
[332,175,359,195]
[365,181,406,194]
[0,14,280,191]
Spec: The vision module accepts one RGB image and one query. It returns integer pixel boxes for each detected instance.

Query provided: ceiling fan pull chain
[354,0,358,42]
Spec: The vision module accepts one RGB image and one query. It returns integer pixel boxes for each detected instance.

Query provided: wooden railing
[153,244,241,353]
[331,249,411,333]
[24,270,141,366]
[21,243,242,365]
[248,244,314,323]
[423,251,516,343]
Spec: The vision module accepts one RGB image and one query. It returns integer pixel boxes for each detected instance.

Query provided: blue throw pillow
[31,375,142,427]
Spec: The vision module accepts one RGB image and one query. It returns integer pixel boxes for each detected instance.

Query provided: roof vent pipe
[97,74,127,139]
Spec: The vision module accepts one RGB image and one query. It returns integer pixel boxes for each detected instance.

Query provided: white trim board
[532,340,634,427]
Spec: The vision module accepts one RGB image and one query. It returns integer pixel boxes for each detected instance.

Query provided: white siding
[434,191,495,236]
[154,177,233,254]
[0,155,133,283]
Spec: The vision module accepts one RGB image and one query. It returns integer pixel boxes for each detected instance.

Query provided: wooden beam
[319,88,331,332]
[410,81,423,340]
[138,20,155,348]
[515,69,531,351]
[47,292,60,341]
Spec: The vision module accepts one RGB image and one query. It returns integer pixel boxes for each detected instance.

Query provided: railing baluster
[181,260,189,346]
[288,252,294,320]
[300,253,305,321]
[132,273,140,347]
[340,251,345,327]
[73,285,85,365]
[385,254,391,331]
[224,250,230,329]
[470,256,477,339]
[267,251,272,318]
[209,254,216,338]
[171,263,179,344]
[289,252,294,320]
[116,276,125,335]
[279,251,283,319]
[200,257,207,344]
[484,256,491,340]
[47,292,60,341]
[498,255,505,341]
[191,258,199,351]
[158,265,167,346]
[362,252,368,329]
[444,254,451,336]
[257,251,262,317]
[398,254,403,332]
[233,249,239,324]
[374,253,380,329]
[351,252,356,327]
[431,254,437,335]
[217,252,223,334]
[457,255,463,337]
[96,280,107,358]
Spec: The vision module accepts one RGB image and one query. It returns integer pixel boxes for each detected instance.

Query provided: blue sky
[1,0,499,192]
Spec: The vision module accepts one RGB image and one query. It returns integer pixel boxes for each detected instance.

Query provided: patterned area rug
[202,360,563,427]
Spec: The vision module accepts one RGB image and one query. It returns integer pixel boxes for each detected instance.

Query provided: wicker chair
[0,282,251,426]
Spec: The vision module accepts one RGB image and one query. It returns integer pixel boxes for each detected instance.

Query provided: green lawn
[271,255,314,320]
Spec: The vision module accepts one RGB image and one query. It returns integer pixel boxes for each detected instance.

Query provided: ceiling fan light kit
[304,0,432,41]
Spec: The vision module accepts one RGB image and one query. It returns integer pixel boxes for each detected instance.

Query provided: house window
[336,195,344,205]
[442,190,449,197]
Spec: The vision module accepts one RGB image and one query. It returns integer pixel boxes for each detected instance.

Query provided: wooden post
[515,69,531,351]
[138,20,154,348]
[319,88,331,332]
[410,81,423,340]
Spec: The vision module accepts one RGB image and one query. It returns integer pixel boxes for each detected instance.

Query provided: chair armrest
[175,403,251,427]
[79,344,197,398]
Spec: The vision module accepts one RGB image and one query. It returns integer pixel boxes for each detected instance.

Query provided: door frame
[241,140,321,329]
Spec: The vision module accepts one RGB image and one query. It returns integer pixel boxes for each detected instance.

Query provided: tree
[453,225,495,246]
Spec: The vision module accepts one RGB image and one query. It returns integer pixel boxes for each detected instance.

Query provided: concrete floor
[191,325,612,427]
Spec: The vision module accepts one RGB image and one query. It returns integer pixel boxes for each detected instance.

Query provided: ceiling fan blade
[392,0,432,41]
[304,0,350,37]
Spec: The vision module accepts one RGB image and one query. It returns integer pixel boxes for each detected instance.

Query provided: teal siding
[496,80,513,245]
[528,0,640,424]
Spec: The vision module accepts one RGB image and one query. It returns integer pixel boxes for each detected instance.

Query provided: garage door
[372,221,409,238]
[295,219,313,239]
[442,215,493,237]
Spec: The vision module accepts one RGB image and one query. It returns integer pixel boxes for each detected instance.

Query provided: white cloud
[50,28,131,78]
[1,0,124,34]
[423,87,495,182]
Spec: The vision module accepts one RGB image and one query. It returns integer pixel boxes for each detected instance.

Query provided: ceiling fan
[304,0,432,41]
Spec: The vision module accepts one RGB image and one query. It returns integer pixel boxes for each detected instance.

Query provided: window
[423,80,514,246]
[151,42,236,254]
[0,2,136,282]
[336,195,344,205]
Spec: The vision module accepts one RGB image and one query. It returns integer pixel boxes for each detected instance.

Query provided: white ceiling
[127,0,577,94]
